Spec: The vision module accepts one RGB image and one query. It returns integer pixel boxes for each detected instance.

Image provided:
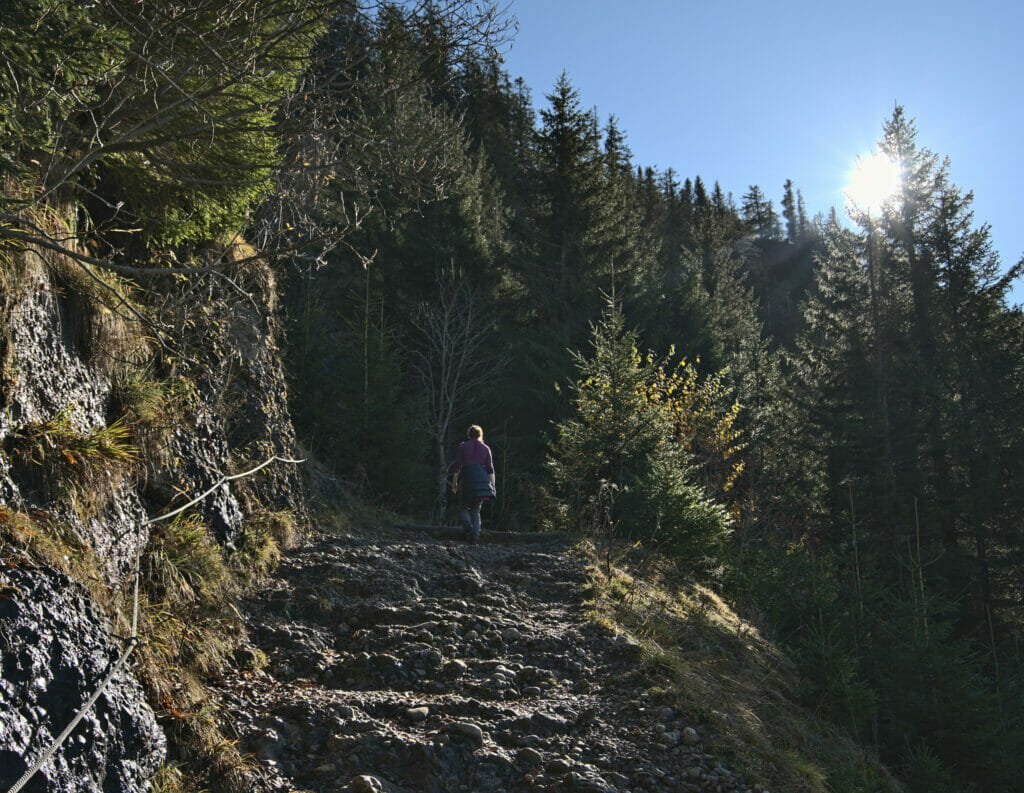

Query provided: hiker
[451,424,496,544]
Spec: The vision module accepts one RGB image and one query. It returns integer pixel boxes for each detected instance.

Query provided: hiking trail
[211,524,763,793]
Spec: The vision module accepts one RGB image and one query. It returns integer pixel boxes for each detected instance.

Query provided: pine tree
[782,179,798,244]
[548,302,731,560]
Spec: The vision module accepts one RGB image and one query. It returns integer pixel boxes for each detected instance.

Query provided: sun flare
[845,152,901,214]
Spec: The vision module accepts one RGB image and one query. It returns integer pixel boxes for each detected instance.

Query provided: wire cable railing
[4,454,304,793]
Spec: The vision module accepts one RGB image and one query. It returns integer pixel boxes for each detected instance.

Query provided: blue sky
[501,0,1024,304]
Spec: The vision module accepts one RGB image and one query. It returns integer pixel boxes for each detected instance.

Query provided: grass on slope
[580,540,902,793]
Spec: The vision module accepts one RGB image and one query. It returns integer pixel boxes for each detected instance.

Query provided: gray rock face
[5,285,109,429]
[153,405,245,545]
[0,566,165,793]
[167,259,307,529]
[1,281,151,583]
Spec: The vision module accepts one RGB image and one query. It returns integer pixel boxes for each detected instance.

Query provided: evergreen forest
[3,2,1023,791]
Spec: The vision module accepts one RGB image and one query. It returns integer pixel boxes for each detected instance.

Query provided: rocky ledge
[210,525,768,793]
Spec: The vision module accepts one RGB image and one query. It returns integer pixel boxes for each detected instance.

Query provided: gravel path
[210,525,762,793]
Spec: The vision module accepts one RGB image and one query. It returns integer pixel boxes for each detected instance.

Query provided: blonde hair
[467,424,483,440]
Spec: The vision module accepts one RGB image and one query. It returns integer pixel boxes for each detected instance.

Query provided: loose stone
[448,721,485,747]
[517,747,544,767]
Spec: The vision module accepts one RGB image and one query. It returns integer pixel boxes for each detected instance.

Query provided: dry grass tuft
[224,239,277,311]
[148,764,189,793]
[5,406,139,516]
[232,508,300,584]
[0,507,107,592]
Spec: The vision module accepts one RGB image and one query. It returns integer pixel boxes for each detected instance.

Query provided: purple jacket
[454,439,494,475]
[454,439,495,501]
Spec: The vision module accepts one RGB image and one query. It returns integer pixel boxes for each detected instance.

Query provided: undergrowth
[137,508,303,792]
[581,538,902,793]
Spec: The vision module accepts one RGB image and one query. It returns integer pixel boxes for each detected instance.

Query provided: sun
[845,151,901,214]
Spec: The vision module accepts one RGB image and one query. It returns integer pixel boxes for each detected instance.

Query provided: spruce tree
[548,302,731,561]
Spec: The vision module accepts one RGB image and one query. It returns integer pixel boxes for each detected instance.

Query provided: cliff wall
[0,229,304,793]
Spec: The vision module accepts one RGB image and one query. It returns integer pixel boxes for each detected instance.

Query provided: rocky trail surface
[212,524,764,793]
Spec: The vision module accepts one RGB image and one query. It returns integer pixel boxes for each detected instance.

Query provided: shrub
[618,454,731,565]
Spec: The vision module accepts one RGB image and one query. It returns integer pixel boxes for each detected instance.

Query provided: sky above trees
[502,0,1024,304]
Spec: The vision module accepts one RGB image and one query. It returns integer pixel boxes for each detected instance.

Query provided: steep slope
[211,524,763,793]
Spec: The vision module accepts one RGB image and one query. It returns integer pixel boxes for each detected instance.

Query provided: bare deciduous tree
[411,267,502,521]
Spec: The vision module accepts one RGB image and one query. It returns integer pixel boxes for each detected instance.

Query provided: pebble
[683,727,701,745]
[404,706,429,722]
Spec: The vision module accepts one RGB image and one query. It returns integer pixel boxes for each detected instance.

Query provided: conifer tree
[548,302,731,561]
[532,72,608,322]
[741,185,779,242]
[600,117,658,307]
[797,189,810,241]
[777,108,1024,788]
[782,179,798,244]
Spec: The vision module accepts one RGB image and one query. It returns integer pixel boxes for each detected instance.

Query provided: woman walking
[451,425,496,544]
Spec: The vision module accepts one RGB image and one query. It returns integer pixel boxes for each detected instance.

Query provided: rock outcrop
[0,238,303,792]
[0,567,165,793]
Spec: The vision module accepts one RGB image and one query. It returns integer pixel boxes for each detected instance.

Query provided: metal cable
[142,454,305,526]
